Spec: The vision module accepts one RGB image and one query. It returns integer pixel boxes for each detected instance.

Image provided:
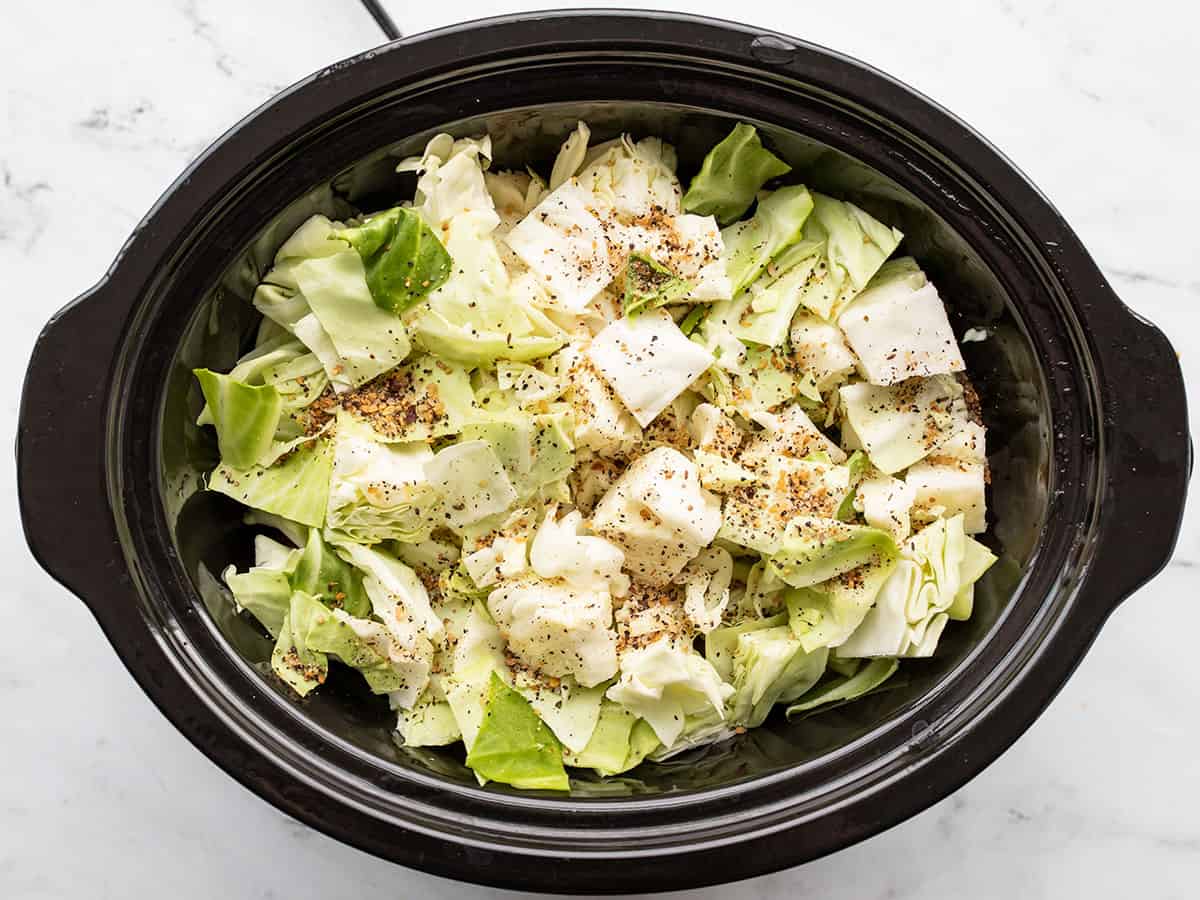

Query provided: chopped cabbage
[326,412,439,543]
[593,447,722,585]
[720,456,851,554]
[424,440,518,532]
[836,515,995,659]
[785,658,899,717]
[767,517,898,590]
[208,438,333,528]
[728,625,828,727]
[838,258,965,384]
[292,248,413,391]
[790,193,903,320]
[855,473,917,542]
[622,253,692,317]
[271,590,419,697]
[332,206,452,313]
[564,701,660,776]
[465,673,570,791]
[838,374,967,475]
[558,346,643,456]
[790,313,859,391]
[683,123,792,225]
[576,134,682,218]
[739,403,847,468]
[907,458,988,534]
[204,120,995,789]
[549,121,591,190]
[193,368,283,469]
[606,639,734,748]
[461,408,575,504]
[505,180,619,312]
[722,185,814,295]
[587,309,714,427]
[678,546,734,634]
[486,579,619,688]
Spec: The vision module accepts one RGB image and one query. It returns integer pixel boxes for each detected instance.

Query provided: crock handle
[18,282,130,602]
[1089,305,1191,606]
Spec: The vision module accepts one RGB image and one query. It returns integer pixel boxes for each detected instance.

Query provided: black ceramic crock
[18,11,1191,894]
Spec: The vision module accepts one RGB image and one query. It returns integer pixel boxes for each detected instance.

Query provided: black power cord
[359,0,402,41]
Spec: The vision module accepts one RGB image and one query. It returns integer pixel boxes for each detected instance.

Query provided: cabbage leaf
[333,206,452,313]
[193,368,283,469]
[465,673,570,791]
[721,185,814,295]
[208,438,333,528]
[683,123,791,225]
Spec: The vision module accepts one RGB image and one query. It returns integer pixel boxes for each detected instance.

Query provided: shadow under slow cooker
[162,102,1048,796]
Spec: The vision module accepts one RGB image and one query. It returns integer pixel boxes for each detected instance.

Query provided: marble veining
[2,1,1197,898]
[0,163,53,252]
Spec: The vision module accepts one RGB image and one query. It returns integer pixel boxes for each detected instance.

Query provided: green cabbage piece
[721,185,814,295]
[836,450,869,521]
[253,217,413,392]
[443,602,507,750]
[622,253,693,317]
[329,539,445,641]
[767,518,898,589]
[333,206,452,313]
[790,193,903,320]
[835,515,996,658]
[465,672,570,791]
[226,568,292,637]
[718,458,851,555]
[225,529,369,637]
[515,674,606,755]
[732,346,807,416]
[726,245,822,347]
[549,121,590,190]
[424,440,519,533]
[199,336,329,448]
[208,438,333,527]
[564,701,660,776]
[785,546,899,653]
[679,305,707,336]
[397,693,462,747]
[292,528,371,618]
[734,562,789,619]
[683,123,792,225]
[193,369,283,469]
[223,535,300,638]
[253,215,346,332]
[392,535,461,577]
[412,300,563,365]
[705,612,789,680]
[729,625,829,727]
[258,348,328,414]
[326,412,441,543]
[342,354,477,443]
[408,164,564,365]
[270,607,327,697]
[270,590,406,696]
[201,335,327,417]
[292,249,413,389]
[838,374,966,475]
[785,658,899,718]
[496,360,564,407]
[828,656,861,678]
[461,408,575,503]
[949,535,998,621]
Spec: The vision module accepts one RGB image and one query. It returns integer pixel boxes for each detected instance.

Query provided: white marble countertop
[2,1,1197,898]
